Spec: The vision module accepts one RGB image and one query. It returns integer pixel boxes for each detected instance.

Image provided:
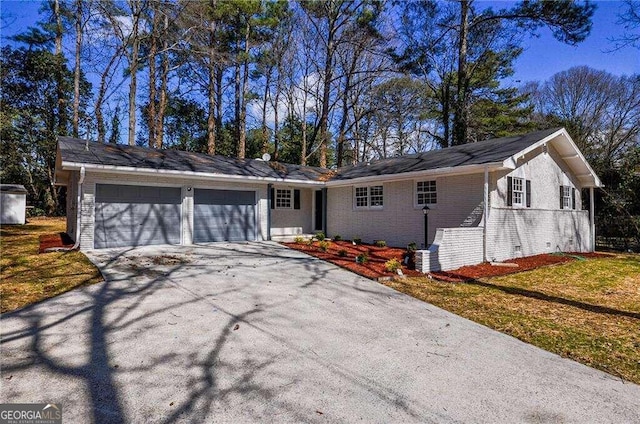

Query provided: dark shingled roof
[332,128,562,181]
[58,128,561,183]
[58,137,332,182]
[0,184,28,194]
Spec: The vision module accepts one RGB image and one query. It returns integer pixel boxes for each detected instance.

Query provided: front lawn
[382,254,640,385]
[0,217,102,313]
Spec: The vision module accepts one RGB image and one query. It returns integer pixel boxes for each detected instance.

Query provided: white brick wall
[487,142,592,262]
[486,208,590,262]
[271,187,314,236]
[78,171,270,250]
[326,174,484,248]
[492,143,583,209]
[415,227,484,272]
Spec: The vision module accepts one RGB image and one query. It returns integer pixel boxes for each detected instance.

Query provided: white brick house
[55,128,601,272]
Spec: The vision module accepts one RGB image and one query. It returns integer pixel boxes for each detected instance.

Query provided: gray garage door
[193,189,256,242]
[94,184,182,249]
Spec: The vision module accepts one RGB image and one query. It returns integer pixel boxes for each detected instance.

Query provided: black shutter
[559,186,564,209]
[270,188,275,209]
[526,180,531,208]
[507,177,513,206]
[571,188,576,210]
[294,189,301,209]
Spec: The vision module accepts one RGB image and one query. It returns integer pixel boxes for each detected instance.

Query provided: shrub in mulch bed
[430,252,611,283]
[39,232,74,253]
[284,240,422,280]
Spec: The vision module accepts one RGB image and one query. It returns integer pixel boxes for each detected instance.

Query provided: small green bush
[337,249,347,257]
[355,252,368,264]
[333,235,342,241]
[352,238,362,245]
[375,240,387,248]
[385,258,402,273]
[293,236,305,243]
[318,240,329,252]
[407,242,418,252]
[27,207,46,218]
[305,238,314,246]
[315,231,326,241]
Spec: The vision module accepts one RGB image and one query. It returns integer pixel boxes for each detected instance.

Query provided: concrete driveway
[1,242,639,423]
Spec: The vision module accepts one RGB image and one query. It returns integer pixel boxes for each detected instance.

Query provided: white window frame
[561,185,571,209]
[512,177,524,207]
[354,185,383,210]
[369,185,384,208]
[275,188,293,209]
[415,180,437,207]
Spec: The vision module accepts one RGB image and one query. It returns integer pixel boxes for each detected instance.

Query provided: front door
[314,190,323,232]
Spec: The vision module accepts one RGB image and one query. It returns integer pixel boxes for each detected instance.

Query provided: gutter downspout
[483,166,489,262]
[71,166,86,250]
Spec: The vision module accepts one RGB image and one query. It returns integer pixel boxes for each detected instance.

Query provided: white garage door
[193,189,256,242]
[94,184,182,249]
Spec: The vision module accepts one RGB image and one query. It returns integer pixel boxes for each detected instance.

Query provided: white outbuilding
[1,184,28,225]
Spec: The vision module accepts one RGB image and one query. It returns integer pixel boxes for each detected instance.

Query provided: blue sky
[1,0,638,84]
[504,0,639,83]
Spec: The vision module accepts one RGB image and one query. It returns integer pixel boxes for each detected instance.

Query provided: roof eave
[325,162,506,187]
[60,161,326,186]
[503,128,602,188]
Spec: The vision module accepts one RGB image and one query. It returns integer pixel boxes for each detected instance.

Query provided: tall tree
[126,0,145,146]
[395,0,595,146]
[301,0,380,167]
[1,45,90,214]
[72,0,84,137]
[527,66,640,168]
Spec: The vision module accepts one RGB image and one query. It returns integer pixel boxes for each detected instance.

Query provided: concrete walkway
[1,242,639,423]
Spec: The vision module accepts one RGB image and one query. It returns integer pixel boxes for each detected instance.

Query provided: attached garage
[193,188,256,242]
[94,184,182,249]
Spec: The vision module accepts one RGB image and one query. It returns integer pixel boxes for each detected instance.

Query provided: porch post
[483,167,489,262]
[590,186,595,252]
[267,183,273,241]
[322,187,328,236]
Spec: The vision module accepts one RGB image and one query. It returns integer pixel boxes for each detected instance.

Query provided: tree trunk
[353,111,360,165]
[273,85,280,161]
[54,0,62,55]
[207,0,217,155]
[237,23,250,159]
[335,88,349,167]
[95,51,121,143]
[127,4,141,146]
[148,6,158,148]
[319,39,333,168]
[453,0,470,146]
[261,71,271,154]
[53,0,66,134]
[216,66,223,139]
[442,80,451,148]
[73,0,82,138]
[156,12,169,149]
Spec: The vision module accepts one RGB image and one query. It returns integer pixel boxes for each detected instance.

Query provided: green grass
[382,254,640,384]
[1,217,102,313]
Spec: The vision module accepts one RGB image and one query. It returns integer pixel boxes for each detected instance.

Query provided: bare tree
[531,66,640,166]
[611,0,640,50]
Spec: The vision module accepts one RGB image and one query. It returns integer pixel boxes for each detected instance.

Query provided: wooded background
[1,0,638,248]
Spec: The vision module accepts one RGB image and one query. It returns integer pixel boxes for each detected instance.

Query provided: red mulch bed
[284,240,422,280]
[39,232,74,253]
[431,252,611,282]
